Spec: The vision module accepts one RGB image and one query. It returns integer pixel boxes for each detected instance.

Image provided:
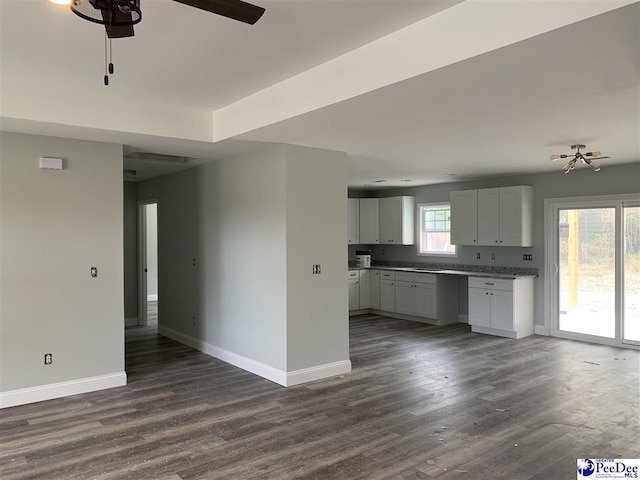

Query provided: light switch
[91,267,98,278]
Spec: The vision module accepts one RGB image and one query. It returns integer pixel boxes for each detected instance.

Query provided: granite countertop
[348,261,537,278]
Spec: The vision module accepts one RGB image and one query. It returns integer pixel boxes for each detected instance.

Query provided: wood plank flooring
[1,314,638,479]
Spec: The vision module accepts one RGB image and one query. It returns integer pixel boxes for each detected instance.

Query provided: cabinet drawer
[395,272,436,284]
[348,270,360,279]
[469,277,513,291]
[380,271,395,280]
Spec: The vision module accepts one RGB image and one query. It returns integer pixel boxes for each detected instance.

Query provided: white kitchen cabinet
[348,270,360,311]
[394,272,438,319]
[348,198,360,245]
[468,277,534,338]
[359,269,371,309]
[415,282,437,319]
[394,281,415,315]
[380,271,396,312]
[450,190,478,245]
[451,186,533,247]
[369,269,380,309]
[379,196,415,245]
[498,186,533,247]
[359,198,379,244]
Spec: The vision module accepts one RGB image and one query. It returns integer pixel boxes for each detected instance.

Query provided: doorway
[546,194,639,347]
[138,200,159,327]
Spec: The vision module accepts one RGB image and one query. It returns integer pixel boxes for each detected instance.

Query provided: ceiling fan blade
[172,0,265,25]
[589,156,610,160]
[101,8,135,38]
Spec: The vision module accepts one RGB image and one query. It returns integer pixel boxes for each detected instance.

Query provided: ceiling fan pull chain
[109,37,114,75]
[104,29,109,86]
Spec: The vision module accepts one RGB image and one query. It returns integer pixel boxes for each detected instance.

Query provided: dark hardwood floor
[1,314,638,479]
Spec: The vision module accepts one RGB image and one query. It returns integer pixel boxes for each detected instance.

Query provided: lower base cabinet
[348,270,360,311]
[350,269,458,325]
[468,277,534,338]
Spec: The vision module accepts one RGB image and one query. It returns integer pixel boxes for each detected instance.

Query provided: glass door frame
[544,193,640,349]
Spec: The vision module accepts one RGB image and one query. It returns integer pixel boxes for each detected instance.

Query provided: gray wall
[285,145,349,371]
[137,144,349,377]
[123,181,138,320]
[349,162,640,326]
[0,132,125,392]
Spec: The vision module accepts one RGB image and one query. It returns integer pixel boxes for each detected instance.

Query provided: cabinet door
[469,288,491,327]
[379,197,395,244]
[478,188,500,246]
[370,270,380,309]
[450,190,478,245]
[359,198,379,244]
[395,281,415,315]
[499,186,533,247]
[348,198,360,244]
[415,283,437,319]
[348,279,360,311]
[359,269,370,309]
[491,290,514,331]
[380,279,396,312]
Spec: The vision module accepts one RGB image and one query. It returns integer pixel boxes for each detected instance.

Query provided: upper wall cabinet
[451,186,533,247]
[359,198,380,244]
[348,198,359,244]
[379,196,415,245]
[450,190,479,245]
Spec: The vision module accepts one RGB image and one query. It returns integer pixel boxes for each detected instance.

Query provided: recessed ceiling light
[372,179,386,183]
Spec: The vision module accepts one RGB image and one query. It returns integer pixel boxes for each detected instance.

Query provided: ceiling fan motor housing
[72,0,141,26]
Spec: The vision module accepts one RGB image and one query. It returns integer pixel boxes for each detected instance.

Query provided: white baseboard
[147,294,158,302]
[159,325,287,386]
[125,317,139,327]
[458,314,469,324]
[535,324,549,336]
[286,360,351,387]
[0,372,127,409]
[158,325,350,387]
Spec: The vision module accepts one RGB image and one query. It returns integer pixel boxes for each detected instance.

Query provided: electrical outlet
[192,316,196,326]
[523,254,533,261]
[476,253,481,259]
[44,353,52,365]
[491,253,496,260]
[312,264,321,274]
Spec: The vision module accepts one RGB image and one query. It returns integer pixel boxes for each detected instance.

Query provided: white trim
[159,326,287,386]
[125,317,139,327]
[159,326,353,387]
[0,372,127,409]
[286,360,352,387]
[535,324,549,336]
[147,294,158,302]
[416,202,458,258]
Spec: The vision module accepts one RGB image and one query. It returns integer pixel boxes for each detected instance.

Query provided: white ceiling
[1,0,638,186]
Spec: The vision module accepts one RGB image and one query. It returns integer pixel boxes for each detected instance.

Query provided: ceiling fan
[549,144,609,174]
[61,0,265,84]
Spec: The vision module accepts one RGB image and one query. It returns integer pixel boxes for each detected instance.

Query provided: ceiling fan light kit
[61,0,265,85]
[549,144,608,174]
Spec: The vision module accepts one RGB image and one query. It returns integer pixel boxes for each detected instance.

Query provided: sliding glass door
[558,208,616,338]
[624,206,640,344]
[547,195,639,347]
